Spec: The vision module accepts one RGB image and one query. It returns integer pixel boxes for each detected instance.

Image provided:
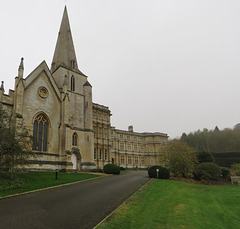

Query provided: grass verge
[0,171,101,198]
[97,179,240,229]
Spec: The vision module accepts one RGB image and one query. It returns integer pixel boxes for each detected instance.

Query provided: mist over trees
[179,125,240,152]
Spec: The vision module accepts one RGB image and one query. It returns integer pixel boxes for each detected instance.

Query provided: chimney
[128,125,133,132]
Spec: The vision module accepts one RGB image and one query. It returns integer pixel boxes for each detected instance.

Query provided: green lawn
[97,179,240,229]
[0,171,101,198]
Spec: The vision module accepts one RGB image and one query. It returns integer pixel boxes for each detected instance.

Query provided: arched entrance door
[71,153,77,170]
[71,149,81,171]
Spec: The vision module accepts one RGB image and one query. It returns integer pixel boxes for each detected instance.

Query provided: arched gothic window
[32,113,48,151]
[71,75,75,91]
[72,132,77,146]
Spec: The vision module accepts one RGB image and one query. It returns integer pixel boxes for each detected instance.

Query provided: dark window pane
[71,76,75,91]
[74,134,77,146]
[72,133,77,146]
[43,122,48,151]
[32,120,38,150]
[38,121,43,151]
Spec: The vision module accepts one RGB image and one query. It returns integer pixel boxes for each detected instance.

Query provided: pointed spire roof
[51,6,84,75]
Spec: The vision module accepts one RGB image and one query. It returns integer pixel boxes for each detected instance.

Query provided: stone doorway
[71,153,77,170]
[71,148,81,171]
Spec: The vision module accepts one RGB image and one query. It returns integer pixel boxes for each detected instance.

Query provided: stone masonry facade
[0,6,168,171]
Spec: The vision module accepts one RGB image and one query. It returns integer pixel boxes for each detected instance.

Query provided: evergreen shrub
[103,164,120,175]
[197,151,215,163]
[148,165,170,179]
[195,162,221,180]
[220,167,230,178]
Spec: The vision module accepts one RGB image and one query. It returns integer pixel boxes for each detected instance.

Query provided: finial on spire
[19,57,24,70]
[18,57,24,78]
[0,81,4,93]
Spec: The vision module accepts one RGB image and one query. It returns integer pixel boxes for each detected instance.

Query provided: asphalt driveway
[0,170,149,229]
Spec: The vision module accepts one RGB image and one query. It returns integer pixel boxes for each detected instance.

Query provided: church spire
[51,6,82,74]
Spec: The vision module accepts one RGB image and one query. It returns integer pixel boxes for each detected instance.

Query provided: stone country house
[0,6,168,171]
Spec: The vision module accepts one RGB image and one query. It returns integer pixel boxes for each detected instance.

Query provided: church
[0,6,168,171]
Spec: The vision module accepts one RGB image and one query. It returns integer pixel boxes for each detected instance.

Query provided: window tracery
[32,113,48,151]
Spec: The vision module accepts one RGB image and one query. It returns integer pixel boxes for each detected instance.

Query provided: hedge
[148,165,170,179]
[103,164,120,175]
[212,152,240,167]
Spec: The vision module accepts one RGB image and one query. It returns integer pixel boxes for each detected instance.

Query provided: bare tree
[0,105,33,172]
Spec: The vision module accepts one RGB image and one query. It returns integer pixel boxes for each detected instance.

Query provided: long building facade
[111,126,168,169]
[0,7,168,171]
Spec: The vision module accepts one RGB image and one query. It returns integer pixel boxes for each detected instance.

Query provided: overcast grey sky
[0,0,240,139]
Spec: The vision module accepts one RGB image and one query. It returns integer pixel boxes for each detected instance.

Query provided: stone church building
[0,7,168,171]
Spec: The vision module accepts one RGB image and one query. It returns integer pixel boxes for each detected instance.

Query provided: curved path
[0,171,149,229]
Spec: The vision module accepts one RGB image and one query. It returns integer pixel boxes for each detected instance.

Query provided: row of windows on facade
[120,155,145,165]
[93,112,108,121]
[94,148,108,160]
[118,143,142,152]
[111,133,144,141]
[112,142,158,152]
[94,127,109,139]
[32,113,80,151]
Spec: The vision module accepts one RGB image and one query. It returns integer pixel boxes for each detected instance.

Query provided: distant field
[0,172,101,197]
[97,179,240,229]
